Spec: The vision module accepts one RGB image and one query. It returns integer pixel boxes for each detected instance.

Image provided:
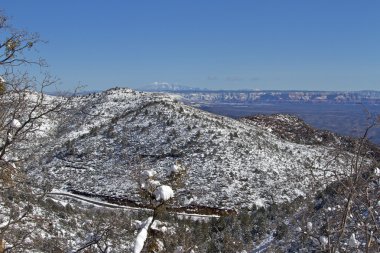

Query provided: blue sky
[1,1,379,91]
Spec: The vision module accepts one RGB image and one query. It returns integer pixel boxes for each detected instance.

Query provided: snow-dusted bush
[154,185,174,202]
[132,164,180,252]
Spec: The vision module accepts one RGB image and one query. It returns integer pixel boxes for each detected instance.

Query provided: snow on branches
[154,185,174,202]
[133,217,153,253]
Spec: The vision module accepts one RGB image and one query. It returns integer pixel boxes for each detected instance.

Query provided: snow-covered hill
[244,114,380,160]
[28,88,352,211]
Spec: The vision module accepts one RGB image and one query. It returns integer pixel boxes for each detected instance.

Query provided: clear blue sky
[2,0,380,91]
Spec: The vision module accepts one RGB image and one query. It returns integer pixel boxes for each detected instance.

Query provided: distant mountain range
[174,90,380,104]
[51,85,380,104]
[134,84,380,104]
[138,82,207,92]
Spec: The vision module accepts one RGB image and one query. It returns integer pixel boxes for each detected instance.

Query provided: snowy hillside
[244,114,380,159]
[24,88,354,212]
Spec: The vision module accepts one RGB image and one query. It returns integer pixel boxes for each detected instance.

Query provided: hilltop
[26,88,353,212]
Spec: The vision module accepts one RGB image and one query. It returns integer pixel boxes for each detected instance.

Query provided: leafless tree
[288,113,380,253]
[0,11,69,252]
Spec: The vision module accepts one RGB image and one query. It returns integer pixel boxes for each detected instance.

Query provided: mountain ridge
[173,90,380,104]
[26,88,356,212]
